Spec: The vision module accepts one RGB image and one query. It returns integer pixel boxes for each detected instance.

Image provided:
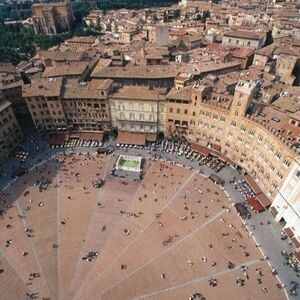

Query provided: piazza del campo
[0,0,299,299]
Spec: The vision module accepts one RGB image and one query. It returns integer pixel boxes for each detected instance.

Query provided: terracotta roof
[274,46,300,57]
[39,50,85,62]
[170,29,188,36]
[254,105,300,141]
[111,86,167,101]
[42,61,90,78]
[22,77,63,98]
[167,86,193,101]
[290,111,300,122]
[223,30,265,40]
[193,61,241,74]
[65,36,97,44]
[284,227,294,237]
[182,34,204,44]
[91,63,194,79]
[256,192,272,208]
[273,95,300,113]
[205,43,234,53]
[232,47,254,58]
[62,79,113,99]
[256,44,277,56]
[244,174,261,195]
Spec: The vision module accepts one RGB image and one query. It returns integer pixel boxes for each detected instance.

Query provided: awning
[226,157,236,166]
[146,133,157,142]
[211,143,221,152]
[117,132,146,146]
[63,133,70,141]
[210,150,227,163]
[70,132,80,139]
[247,197,264,212]
[80,132,103,141]
[294,252,300,262]
[191,143,210,156]
[256,192,272,208]
[284,227,294,238]
[244,174,261,195]
[291,237,300,249]
[49,133,68,145]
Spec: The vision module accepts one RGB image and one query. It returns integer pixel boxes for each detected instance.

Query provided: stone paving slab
[67,175,140,298]
[73,162,192,299]
[0,151,293,300]
[0,252,29,300]
[16,161,59,299]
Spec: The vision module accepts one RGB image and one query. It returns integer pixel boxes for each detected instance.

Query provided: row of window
[169,107,188,114]
[119,123,155,131]
[117,103,156,112]
[64,101,106,109]
[0,113,14,125]
[226,139,289,179]
[66,112,107,118]
[199,110,225,122]
[119,112,156,122]
[0,107,12,118]
[0,137,20,152]
[227,38,253,47]
[31,103,47,109]
[1,123,18,137]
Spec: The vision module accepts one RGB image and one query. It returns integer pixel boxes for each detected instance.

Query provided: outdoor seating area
[235,180,255,200]
[48,132,104,148]
[14,151,29,161]
[159,140,226,172]
[49,136,103,149]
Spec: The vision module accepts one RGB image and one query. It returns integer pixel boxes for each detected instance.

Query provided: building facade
[0,64,25,118]
[32,1,73,35]
[22,77,112,133]
[0,100,23,163]
[64,36,99,51]
[271,157,300,247]
[109,86,167,135]
[166,80,299,203]
[84,10,103,27]
[21,77,299,216]
[222,30,266,49]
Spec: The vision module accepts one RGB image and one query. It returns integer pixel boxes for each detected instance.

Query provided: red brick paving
[0,155,285,300]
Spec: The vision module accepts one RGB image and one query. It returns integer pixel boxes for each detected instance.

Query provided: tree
[72,1,91,28]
